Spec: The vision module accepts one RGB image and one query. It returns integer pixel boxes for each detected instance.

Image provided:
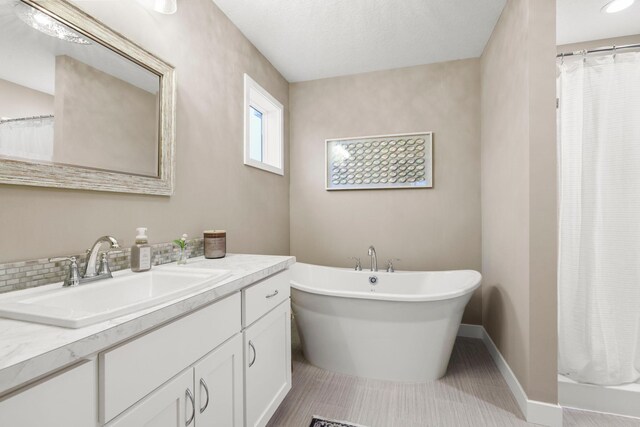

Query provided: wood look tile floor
[268,336,640,427]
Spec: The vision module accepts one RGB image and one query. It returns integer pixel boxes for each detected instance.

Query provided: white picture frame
[325,132,433,190]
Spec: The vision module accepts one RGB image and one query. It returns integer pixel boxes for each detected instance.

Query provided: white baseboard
[456,323,485,339]
[525,400,563,427]
[457,324,563,427]
[558,374,640,419]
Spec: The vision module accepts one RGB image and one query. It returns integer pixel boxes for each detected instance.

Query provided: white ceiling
[557,0,640,45]
[212,0,506,82]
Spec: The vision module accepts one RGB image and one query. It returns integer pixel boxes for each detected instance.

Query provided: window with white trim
[244,74,284,175]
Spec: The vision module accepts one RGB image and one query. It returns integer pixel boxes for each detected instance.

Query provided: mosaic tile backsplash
[0,238,205,294]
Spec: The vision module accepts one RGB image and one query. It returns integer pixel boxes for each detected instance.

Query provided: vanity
[0,2,294,424]
[0,254,294,427]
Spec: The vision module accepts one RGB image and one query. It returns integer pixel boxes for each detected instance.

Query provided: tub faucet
[368,245,378,272]
[386,259,400,273]
[349,257,362,271]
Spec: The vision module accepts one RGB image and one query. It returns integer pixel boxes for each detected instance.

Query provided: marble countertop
[0,253,295,395]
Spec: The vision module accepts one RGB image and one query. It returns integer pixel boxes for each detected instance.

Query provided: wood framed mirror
[0,0,176,195]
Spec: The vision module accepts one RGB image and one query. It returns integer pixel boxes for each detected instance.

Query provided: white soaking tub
[290,262,481,382]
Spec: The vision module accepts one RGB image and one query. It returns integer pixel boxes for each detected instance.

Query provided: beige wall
[0,0,562,404]
[289,59,483,324]
[0,0,290,262]
[481,0,557,404]
[0,79,53,119]
[53,55,158,176]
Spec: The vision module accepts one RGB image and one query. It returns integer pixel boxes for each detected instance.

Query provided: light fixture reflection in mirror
[601,0,635,13]
[136,0,177,15]
[14,1,91,44]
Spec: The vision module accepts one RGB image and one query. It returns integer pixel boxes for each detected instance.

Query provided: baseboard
[456,323,485,339]
[525,400,563,427]
[558,374,640,419]
[457,324,563,427]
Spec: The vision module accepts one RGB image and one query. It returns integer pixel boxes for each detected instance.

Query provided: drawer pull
[265,290,279,299]
[248,340,257,367]
[199,378,210,413]
[186,388,195,426]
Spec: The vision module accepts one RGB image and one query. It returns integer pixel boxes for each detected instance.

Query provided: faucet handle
[348,257,362,271]
[49,256,77,264]
[97,249,124,276]
[102,248,123,257]
[97,252,113,277]
[386,258,400,273]
[49,256,80,287]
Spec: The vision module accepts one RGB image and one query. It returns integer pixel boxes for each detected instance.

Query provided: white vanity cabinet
[107,367,193,427]
[242,271,292,427]
[108,333,244,427]
[194,333,244,426]
[100,293,242,423]
[0,359,97,427]
[0,266,293,427]
[244,301,291,427]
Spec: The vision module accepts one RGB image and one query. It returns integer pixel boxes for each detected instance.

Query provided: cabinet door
[107,369,195,427]
[194,333,244,426]
[0,359,97,427]
[244,300,292,427]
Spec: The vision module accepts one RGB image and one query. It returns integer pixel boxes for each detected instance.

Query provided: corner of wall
[527,0,558,404]
[479,0,558,409]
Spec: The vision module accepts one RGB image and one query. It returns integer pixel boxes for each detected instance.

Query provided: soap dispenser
[131,227,152,272]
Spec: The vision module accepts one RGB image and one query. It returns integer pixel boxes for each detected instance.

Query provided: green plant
[173,233,188,249]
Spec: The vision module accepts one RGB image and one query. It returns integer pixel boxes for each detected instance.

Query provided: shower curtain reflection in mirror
[557,51,640,386]
[0,115,54,162]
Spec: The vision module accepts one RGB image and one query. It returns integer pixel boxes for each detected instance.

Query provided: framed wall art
[325,132,433,190]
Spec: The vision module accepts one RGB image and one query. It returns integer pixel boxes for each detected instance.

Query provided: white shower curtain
[558,51,640,385]
[0,116,54,162]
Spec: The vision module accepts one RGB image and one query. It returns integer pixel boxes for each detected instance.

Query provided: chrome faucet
[386,258,400,273]
[349,257,362,271]
[85,236,120,277]
[368,245,378,272]
[50,236,120,287]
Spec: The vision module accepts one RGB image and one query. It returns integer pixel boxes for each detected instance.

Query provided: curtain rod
[0,114,54,124]
[557,42,640,58]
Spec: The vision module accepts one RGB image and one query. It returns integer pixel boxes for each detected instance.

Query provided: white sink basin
[0,268,231,328]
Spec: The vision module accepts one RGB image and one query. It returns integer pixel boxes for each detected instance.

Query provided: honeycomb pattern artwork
[325,133,432,190]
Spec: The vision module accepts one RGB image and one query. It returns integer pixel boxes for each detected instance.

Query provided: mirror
[0,0,175,195]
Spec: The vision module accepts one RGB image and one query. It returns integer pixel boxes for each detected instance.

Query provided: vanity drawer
[243,270,290,327]
[0,360,97,427]
[100,292,241,423]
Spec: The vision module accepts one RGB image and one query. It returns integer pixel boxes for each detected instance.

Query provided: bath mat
[309,415,369,427]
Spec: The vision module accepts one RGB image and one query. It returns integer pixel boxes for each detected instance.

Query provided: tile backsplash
[0,238,205,294]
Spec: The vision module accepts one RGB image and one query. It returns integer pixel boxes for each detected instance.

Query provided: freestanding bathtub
[290,263,481,382]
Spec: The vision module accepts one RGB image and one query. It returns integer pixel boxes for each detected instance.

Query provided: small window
[244,74,284,175]
[249,107,263,162]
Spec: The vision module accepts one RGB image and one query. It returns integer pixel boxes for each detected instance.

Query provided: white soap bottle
[131,227,152,272]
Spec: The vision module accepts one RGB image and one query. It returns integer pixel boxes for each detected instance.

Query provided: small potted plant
[173,233,189,265]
